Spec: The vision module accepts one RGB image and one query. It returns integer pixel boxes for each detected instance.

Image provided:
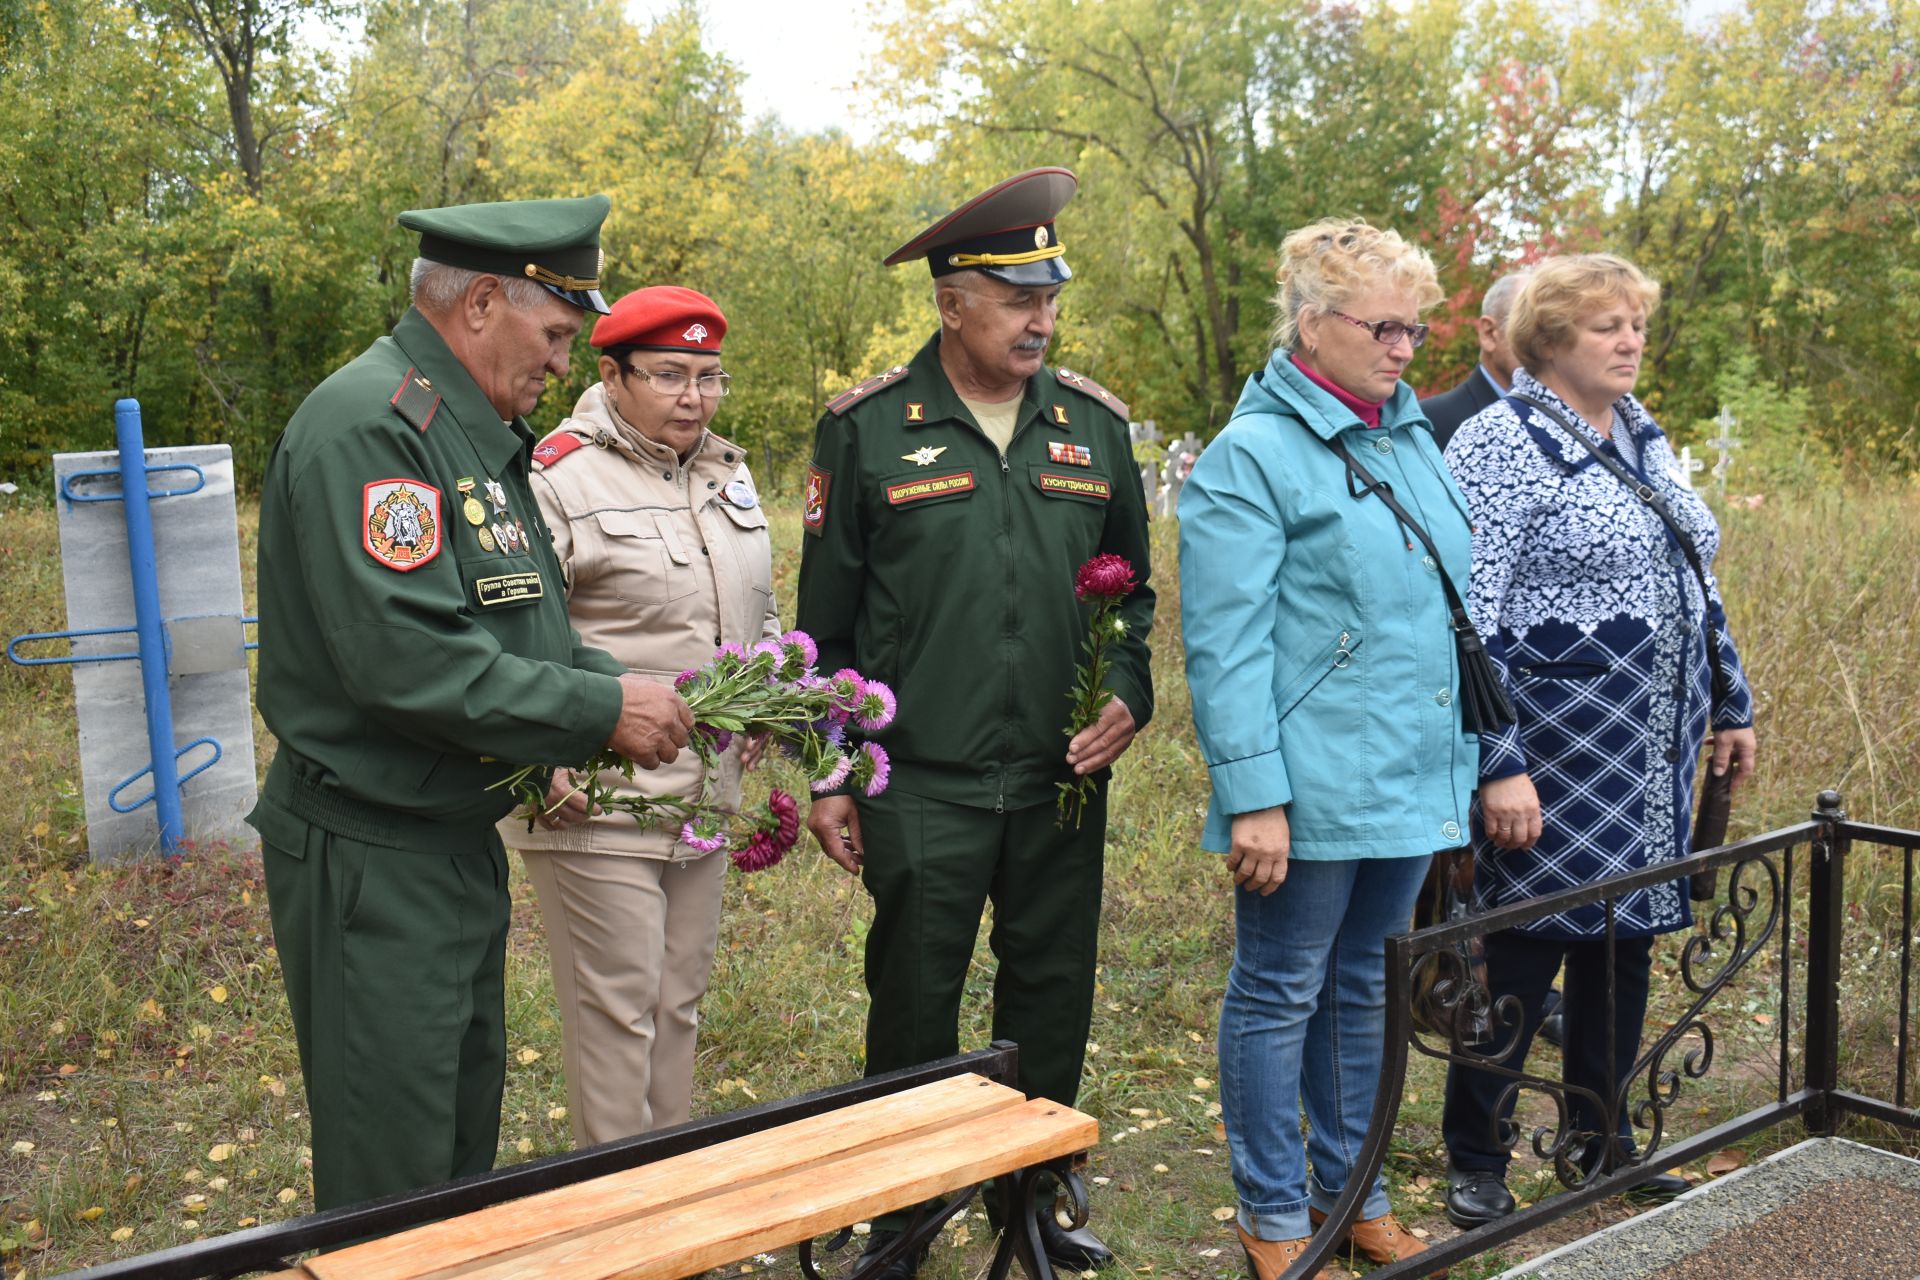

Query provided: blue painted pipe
[116,399,183,858]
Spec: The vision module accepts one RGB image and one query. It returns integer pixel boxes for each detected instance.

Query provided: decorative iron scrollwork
[1406,848,1784,1191]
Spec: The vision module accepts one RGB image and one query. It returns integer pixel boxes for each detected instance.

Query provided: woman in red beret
[499,286,780,1145]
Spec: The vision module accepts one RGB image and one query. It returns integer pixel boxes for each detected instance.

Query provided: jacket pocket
[1275,628,1365,723]
[716,500,775,604]
[593,508,698,605]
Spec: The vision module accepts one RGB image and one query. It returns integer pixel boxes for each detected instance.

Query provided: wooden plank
[308,1074,1027,1280]
[435,1099,1097,1280]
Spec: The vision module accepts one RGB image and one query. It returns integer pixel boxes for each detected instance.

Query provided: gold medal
[464,497,486,526]
[477,525,496,552]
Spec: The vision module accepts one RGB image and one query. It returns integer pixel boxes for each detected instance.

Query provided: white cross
[1706,408,1742,495]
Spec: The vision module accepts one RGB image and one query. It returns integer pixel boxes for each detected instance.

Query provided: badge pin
[464,497,486,526]
[484,479,509,515]
[724,478,758,508]
[477,525,497,552]
[456,477,476,494]
[902,445,948,467]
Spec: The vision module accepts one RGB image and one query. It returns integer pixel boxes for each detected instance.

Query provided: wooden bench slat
[309,1074,1030,1280]
[433,1098,1097,1280]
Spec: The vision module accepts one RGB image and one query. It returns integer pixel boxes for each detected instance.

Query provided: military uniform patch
[532,431,586,470]
[364,479,442,571]
[473,571,544,607]
[1047,441,1092,467]
[886,471,976,505]
[803,463,831,534]
[1050,404,1069,425]
[905,402,926,424]
[1037,472,1111,501]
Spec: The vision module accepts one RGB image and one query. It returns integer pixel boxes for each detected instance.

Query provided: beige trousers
[518,847,728,1146]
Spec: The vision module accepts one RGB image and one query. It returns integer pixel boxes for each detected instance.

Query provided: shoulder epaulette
[531,429,588,471]
[826,365,910,417]
[1054,367,1129,420]
[389,367,441,432]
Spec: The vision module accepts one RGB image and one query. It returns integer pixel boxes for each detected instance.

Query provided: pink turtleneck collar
[1291,354,1385,429]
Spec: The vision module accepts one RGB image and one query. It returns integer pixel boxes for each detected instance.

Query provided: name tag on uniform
[474,571,544,607]
[1037,472,1111,500]
[886,471,975,505]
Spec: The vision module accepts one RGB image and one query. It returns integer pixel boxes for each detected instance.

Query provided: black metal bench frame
[67,1041,1089,1280]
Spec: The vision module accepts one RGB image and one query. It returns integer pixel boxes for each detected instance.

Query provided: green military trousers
[262,823,511,1210]
[857,786,1108,1106]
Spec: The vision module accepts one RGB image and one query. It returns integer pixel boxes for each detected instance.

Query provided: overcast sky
[630,0,884,140]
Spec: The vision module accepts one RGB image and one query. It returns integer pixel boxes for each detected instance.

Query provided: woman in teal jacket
[1179,218,1476,1279]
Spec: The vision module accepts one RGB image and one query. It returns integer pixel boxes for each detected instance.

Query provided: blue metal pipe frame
[115,400,185,857]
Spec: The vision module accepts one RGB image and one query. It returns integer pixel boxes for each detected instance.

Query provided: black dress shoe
[1445,1169,1516,1228]
[1035,1213,1115,1271]
[1579,1137,1691,1204]
[1537,987,1565,1048]
[854,1230,926,1280]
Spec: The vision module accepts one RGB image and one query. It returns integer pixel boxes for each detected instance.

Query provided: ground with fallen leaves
[5,492,1919,1278]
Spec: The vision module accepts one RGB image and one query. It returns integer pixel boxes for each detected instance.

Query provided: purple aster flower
[852,680,897,732]
[811,750,854,794]
[780,629,819,668]
[680,819,728,854]
[675,669,701,690]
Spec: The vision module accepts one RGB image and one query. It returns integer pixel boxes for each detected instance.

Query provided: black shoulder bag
[1510,393,1737,899]
[1317,434,1514,736]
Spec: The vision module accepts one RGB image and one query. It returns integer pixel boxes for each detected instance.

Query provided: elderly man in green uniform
[797,168,1154,1275]
[248,195,695,1210]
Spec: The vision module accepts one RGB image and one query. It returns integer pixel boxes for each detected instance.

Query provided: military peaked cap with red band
[884,168,1078,287]
[590,286,727,353]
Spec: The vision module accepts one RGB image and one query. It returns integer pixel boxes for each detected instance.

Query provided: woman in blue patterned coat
[1438,254,1759,1228]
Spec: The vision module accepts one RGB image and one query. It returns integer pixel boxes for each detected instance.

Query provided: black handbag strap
[1510,392,1732,709]
[1317,435,1473,627]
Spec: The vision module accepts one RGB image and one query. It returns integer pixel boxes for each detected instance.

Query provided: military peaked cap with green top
[399,195,613,314]
[885,168,1078,287]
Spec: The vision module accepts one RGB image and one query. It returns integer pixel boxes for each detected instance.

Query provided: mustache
[1014,337,1049,352]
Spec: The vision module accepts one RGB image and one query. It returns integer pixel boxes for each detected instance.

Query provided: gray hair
[409,258,551,314]
[1481,270,1531,323]
[933,270,988,312]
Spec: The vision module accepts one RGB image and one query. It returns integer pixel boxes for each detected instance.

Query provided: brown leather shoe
[1234,1225,1334,1280]
[1308,1209,1442,1274]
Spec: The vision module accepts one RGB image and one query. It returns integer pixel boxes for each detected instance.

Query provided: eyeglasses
[621,366,733,398]
[1328,310,1430,349]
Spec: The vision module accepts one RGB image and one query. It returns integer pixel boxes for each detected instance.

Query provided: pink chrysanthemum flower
[680,819,728,855]
[811,750,854,794]
[675,669,701,690]
[713,642,748,664]
[695,724,734,754]
[1074,554,1137,602]
[852,680,897,732]
[858,741,891,798]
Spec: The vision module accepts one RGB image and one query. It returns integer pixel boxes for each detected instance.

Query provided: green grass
[3,483,1919,1277]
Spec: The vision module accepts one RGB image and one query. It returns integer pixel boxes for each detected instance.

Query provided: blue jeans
[1219,854,1431,1241]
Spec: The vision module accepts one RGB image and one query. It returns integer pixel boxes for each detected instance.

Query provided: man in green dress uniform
[796,168,1155,1275]
[248,195,695,1210]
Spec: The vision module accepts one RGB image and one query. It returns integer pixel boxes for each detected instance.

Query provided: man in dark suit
[1421,270,1531,449]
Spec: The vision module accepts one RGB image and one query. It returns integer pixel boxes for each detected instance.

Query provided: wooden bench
[71,1045,1098,1280]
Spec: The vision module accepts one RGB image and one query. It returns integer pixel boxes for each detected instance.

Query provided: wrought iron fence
[1293,789,1920,1279]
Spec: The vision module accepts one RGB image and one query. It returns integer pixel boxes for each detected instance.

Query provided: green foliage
[1,0,1915,486]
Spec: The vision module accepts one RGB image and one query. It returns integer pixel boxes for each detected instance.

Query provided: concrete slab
[54,446,257,860]
[1500,1137,1920,1279]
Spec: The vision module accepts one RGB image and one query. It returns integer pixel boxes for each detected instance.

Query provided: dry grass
[1,480,1917,1277]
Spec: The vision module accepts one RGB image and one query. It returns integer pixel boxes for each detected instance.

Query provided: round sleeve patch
[364,479,443,571]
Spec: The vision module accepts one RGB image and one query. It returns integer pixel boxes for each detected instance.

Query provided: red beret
[590,285,727,353]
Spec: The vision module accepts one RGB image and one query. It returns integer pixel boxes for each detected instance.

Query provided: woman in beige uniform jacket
[504,286,779,1144]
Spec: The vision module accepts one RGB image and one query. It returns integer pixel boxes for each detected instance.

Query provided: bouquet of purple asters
[492,630,896,871]
[1057,554,1138,829]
